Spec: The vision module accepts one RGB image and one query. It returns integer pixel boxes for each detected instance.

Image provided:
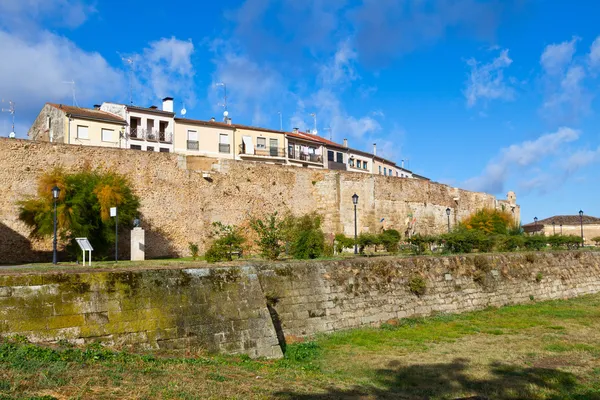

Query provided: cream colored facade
[174,118,235,158]
[537,224,600,245]
[235,127,286,163]
[67,117,125,148]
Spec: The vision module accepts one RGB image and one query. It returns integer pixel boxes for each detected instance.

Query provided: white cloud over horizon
[464,49,515,107]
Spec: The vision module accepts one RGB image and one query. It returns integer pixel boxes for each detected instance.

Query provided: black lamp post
[534,217,538,235]
[446,208,451,233]
[552,221,556,235]
[579,210,584,247]
[352,193,359,254]
[51,185,60,265]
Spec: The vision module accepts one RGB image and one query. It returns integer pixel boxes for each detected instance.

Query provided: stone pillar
[131,227,145,261]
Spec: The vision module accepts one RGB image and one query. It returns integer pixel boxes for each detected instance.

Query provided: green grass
[2,295,600,399]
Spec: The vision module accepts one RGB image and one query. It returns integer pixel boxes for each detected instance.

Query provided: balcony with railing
[187,140,199,150]
[128,128,173,144]
[288,150,323,165]
[219,143,231,153]
[239,144,286,158]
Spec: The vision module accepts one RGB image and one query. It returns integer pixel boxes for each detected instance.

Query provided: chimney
[93,104,101,110]
[210,117,216,122]
[293,127,299,133]
[149,105,158,110]
[401,159,404,168]
[343,138,348,147]
[373,143,377,156]
[226,117,232,125]
[162,97,174,112]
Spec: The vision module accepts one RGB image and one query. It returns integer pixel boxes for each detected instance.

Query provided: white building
[100,97,176,153]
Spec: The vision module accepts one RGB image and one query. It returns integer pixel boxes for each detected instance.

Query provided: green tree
[205,222,245,263]
[18,167,140,258]
[461,208,515,235]
[250,212,284,260]
[282,213,326,259]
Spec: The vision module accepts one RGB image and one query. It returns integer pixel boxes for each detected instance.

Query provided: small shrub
[407,234,435,255]
[283,213,326,260]
[358,233,381,254]
[473,255,491,272]
[205,222,245,263]
[592,236,600,246]
[529,294,535,301]
[525,253,536,263]
[188,242,199,260]
[473,270,486,285]
[408,276,427,296]
[524,235,547,251]
[334,233,355,254]
[250,212,284,260]
[380,229,401,253]
[497,235,525,252]
[535,272,543,283]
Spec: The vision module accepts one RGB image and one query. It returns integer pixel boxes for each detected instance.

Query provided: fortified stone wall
[0,139,519,263]
[0,252,599,358]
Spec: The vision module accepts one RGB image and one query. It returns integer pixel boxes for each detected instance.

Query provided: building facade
[523,215,600,245]
[28,103,127,148]
[100,98,175,153]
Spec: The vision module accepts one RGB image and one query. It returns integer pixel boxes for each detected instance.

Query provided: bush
[205,222,245,263]
[497,234,525,252]
[408,276,427,296]
[283,213,326,260]
[380,229,401,253]
[250,212,284,260]
[407,234,435,255]
[334,233,355,254]
[524,235,547,251]
[188,242,199,260]
[592,236,600,246]
[18,167,140,259]
[461,208,516,235]
[357,233,381,254]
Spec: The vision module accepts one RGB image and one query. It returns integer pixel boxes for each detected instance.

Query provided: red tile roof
[47,103,126,124]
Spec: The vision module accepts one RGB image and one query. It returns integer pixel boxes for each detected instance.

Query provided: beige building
[28,103,127,147]
[286,129,326,168]
[523,215,600,245]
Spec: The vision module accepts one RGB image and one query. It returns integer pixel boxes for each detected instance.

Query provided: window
[257,137,266,149]
[77,125,88,139]
[328,151,334,161]
[356,160,361,168]
[363,161,368,170]
[336,152,343,163]
[187,130,198,141]
[269,138,279,156]
[219,133,230,153]
[147,146,154,152]
[159,148,169,153]
[396,171,399,177]
[101,129,113,142]
[130,145,142,150]
[349,158,355,167]
[384,168,387,176]
[379,166,382,174]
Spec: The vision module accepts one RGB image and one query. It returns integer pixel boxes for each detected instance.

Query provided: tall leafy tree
[19,167,140,258]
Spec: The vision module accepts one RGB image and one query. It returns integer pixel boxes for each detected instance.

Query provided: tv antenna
[121,56,134,105]
[277,111,283,131]
[1,99,15,138]
[62,81,78,107]
[310,112,318,135]
[324,126,332,141]
[216,82,228,121]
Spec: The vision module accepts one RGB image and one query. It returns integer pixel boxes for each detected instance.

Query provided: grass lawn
[1,294,600,399]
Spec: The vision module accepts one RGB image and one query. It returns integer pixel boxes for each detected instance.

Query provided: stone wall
[0,139,519,263]
[0,252,599,358]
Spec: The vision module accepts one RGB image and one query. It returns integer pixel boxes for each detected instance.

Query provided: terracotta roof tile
[523,215,600,227]
[47,103,126,124]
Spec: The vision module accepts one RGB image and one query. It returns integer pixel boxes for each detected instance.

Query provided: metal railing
[187,140,199,150]
[289,151,322,163]
[128,128,172,143]
[239,144,286,157]
[219,143,231,153]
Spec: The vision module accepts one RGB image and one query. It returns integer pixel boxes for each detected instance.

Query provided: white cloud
[0,0,95,29]
[464,49,514,107]
[562,146,600,173]
[131,37,196,107]
[0,29,125,137]
[319,40,358,85]
[464,127,580,194]
[589,36,600,70]
[540,37,578,75]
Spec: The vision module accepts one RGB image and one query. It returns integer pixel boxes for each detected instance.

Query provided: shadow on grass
[275,358,599,400]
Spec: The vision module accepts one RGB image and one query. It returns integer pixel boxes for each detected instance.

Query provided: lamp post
[51,186,60,265]
[552,221,556,235]
[579,210,584,247]
[534,217,538,235]
[560,224,563,235]
[352,193,359,254]
[446,208,451,233]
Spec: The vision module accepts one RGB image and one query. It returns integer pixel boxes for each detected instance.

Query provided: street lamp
[446,208,451,232]
[560,224,563,235]
[51,185,60,265]
[534,217,538,235]
[579,210,584,247]
[352,193,359,254]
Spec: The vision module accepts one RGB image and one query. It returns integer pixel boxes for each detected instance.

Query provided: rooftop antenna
[310,112,318,135]
[121,57,134,105]
[216,82,228,122]
[278,111,283,131]
[1,99,15,138]
[324,126,332,141]
[62,81,78,107]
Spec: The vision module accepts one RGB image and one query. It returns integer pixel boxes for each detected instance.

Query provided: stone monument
[131,217,145,261]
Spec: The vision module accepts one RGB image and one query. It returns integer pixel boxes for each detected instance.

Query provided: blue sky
[1,0,599,223]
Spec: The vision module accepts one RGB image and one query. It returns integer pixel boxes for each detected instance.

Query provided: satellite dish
[9,132,15,139]
[181,108,187,116]
[313,129,318,135]
[223,110,229,117]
